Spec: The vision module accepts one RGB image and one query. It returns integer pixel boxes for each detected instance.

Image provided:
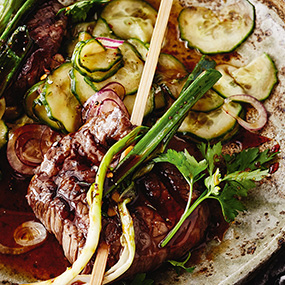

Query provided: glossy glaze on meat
[27,107,209,280]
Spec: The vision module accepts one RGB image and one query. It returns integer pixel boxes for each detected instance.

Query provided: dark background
[243,243,285,285]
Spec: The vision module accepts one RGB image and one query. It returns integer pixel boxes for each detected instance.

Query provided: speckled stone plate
[153,0,285,284]
[1,0,285,284]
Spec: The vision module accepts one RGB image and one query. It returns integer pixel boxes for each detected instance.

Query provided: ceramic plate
[1,0,285,284]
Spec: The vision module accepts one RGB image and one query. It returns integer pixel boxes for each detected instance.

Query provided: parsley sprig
[154,142,277,247]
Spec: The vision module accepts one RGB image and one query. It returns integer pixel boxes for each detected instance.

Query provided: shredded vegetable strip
[24,126,147,285]
[66,198,136,285]
[103,198,135,283]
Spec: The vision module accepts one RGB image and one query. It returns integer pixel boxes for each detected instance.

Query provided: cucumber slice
[0,98,5,120]
[23,81,44,121]
[191,89,224,112]
[229,53,278,100]
[213,64,244,98]
[178,0,255,54]
[78,38,122,72]
[93,42,144,94]
[157,53,188,80]
[72,41,123,82]
[156,53,188,100]
[33,85,63,131]
[33,99,63,131]
[28,83,65,131]
[92,18,115,38]
[70,68,97,104]
[65,31,93,58]
[123,88,154,117]
[160,78,187,100]
[101,0,157,43]
[153,84,166,111]
[127,38,148,61]
[42,62,82,133]
[179,102,242,142]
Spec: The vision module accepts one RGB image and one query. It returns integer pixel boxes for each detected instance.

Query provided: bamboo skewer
[91,0,173,283]
[131,0,173,126]
[90,242,110,285]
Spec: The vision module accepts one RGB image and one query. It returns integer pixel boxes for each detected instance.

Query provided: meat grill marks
[27,107,133,266]
[122,163,209,278]
[27,107,210,279]
[4,0,68,114]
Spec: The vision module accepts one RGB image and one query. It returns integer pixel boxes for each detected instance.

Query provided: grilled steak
[4,0,68,116]
[27,106,209,280]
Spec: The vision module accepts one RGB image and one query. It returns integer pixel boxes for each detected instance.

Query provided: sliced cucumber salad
[101,0,157,43]
[91,42,145,95]
[72,39,123,82]
[229,53,277,100]
[179,102,242,142]
[40,62,82,133]
[12,0,277,145]
[178,0,255,54]
[214,53,277,101]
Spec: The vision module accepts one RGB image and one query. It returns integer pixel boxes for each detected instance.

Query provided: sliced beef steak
[27,107,133,265]
[27,107,210,280]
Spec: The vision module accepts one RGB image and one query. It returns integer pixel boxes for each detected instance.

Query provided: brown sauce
[0,0,277,282]
[231,128,271,149]
[0,149,70,280]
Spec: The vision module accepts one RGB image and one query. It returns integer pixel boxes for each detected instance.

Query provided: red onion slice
[7,124,47,175]
[0,221,47,255]
[7,124,62,175]
[82,88,129,122]
[222,94,268,132]
[100,82,126,99]
[96,37,124,49]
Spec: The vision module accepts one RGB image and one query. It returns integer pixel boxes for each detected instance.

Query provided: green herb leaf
[156,149,208,247]
[156,143,277,246]
[154,149,207,183]
[213,183,246,222]
[198,142,222,175]
[223,147,276,173]
[168,252,195,275]
[224,168,269,183]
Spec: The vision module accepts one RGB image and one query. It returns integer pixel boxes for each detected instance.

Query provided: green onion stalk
[0,0,26,36]
[108,67,221,194]
[0,0,38,45]
[0,0,39,97]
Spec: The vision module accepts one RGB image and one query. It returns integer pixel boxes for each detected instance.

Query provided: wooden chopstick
[131,0,173,126]
[91,0,173,283]
[90,242,110,285]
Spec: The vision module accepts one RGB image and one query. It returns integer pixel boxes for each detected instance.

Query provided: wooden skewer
[91,0,173,283]
[131,0,173,126]
[90,242,110,285]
